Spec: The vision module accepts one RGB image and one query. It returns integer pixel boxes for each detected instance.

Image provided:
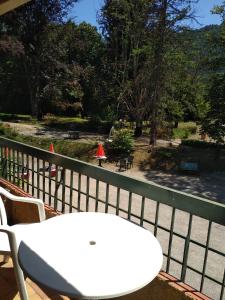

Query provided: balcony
[0,137,225,300]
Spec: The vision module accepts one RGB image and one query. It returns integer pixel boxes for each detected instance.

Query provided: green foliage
[108,129,134,156]
[201,74,225,143]
[172,128,189,139]
[0,0,224,145]
[172,123,197,139]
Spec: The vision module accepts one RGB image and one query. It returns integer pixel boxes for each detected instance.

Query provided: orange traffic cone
[95,143,106,158]
[49,143,54,152]
[95,144,106,167]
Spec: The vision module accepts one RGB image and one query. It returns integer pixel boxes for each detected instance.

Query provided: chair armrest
[0,187,46,222]
[0,225,17,253]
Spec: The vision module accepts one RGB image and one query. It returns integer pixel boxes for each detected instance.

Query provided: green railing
[0,137,225,300]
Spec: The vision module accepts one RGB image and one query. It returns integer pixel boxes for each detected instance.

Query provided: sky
[69,0,223,30]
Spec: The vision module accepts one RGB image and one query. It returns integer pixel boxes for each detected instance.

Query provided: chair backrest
[0,195,7,225]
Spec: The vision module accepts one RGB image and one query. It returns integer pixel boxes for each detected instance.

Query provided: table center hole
[89,241,96,246]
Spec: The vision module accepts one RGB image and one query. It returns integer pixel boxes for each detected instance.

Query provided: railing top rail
[1,137,225,226]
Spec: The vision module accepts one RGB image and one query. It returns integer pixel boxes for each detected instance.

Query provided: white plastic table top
[18,212,163,299]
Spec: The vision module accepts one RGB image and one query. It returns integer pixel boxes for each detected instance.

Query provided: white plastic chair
[0,186,46,300]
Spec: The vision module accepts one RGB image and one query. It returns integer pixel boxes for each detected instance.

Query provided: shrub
[172,128,189,139]
[108,129,134,157]
[181,139,225,149]
[172,122,197,139]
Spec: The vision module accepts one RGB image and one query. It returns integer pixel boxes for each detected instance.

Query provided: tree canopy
[0,0,224,144]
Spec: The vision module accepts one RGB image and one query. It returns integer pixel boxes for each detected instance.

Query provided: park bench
[116,155,134,171]
[179,161,199,174]
[68,130,80,139]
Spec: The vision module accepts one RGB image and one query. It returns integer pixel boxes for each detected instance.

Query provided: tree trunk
[149,0,168,147]
[134,120,143,137]
[150,118,157,145]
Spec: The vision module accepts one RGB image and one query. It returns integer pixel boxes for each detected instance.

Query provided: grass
[172,122,198,139]
[0,123,97,162]
[0,113,35,123]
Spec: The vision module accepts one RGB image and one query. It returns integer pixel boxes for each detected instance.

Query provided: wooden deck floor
[0,257,71,300]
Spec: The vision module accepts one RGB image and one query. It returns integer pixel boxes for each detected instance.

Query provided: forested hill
[181,24,221,59]
[179,25,222,80]
[186,24,221,44]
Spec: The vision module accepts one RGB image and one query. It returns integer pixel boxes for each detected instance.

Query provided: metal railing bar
[69,170,73,213]
[95,180,99,212]
[48,162,52,206]
[105,183,109,213]
[220,269,225,300]
[77,173,81,212]
[42,160,46,202]
[86,176,90,212]
[26,154,29,194]
[200,221,212,292]
[31,155,35,196]
[166,207,176,273]
[140,196,145,226]
[12,149,16,184]
[164,255,224,287]
[36,158,40,198]
[61,168,66,213]
[154,201,160,236]
[54,166,59,211]
[116,188,120,215]
[128,192,132,220]
[21,152,24,190]
[181,214,193,282]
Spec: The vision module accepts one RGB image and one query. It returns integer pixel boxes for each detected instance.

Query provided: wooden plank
[0,0,31,15]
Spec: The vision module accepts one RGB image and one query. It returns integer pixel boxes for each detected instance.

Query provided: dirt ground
[4,121,225,204]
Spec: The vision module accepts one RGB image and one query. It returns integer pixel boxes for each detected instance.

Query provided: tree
[200,3,225,143]
[147,0,199,145]
[99,0,151,136]
[201,74,225,143]
[0,0,78,119]
[99,0,199,141]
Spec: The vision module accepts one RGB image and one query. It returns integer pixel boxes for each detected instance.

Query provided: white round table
[18,212,163,299]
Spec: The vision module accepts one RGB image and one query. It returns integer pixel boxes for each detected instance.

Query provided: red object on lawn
[95,143,106,167]
[49,143,54,152]
[95,143,106,158]
[21,171,29,180]
[50,167,57,177]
